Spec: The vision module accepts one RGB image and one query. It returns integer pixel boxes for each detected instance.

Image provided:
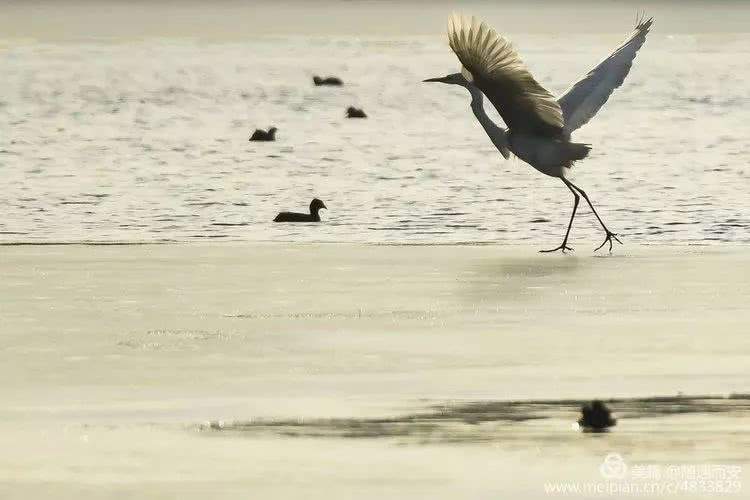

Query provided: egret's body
[426,15,653,252]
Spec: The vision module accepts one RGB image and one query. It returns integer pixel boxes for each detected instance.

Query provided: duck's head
[589,400,610,415]
[310,198,327,213]
[268,126,277,136]
[313,76,322,84]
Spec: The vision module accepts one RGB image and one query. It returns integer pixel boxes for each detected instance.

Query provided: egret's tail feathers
[565,141,592,167]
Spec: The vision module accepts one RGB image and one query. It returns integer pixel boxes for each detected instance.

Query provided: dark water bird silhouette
[578,400,617,431]
[273,198,327,222]
[313,76,343,86]
[424,14,653,253]
[249,127,277,142]
[346,106,367,118]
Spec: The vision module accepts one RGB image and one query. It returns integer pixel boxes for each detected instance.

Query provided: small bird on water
[578,400,617,431]
[249,127,277,142]
[313,76,343,86]
[425,14,653,252]
[346,106,367,118]
[273,198,327,222]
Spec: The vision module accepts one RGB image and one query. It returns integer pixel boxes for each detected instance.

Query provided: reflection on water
[1,35,750,245]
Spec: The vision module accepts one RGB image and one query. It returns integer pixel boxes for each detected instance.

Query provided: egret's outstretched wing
[559,16,653,135]
[448,14,564,137]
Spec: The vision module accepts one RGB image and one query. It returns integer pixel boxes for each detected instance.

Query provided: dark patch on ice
[185,202,225,207]
[199,394,750,443]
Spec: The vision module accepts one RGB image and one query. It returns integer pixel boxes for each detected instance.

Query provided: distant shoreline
[3,1,750,41]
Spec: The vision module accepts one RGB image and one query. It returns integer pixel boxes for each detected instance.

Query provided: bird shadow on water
[484,255,582,279]
[459,255,586,303]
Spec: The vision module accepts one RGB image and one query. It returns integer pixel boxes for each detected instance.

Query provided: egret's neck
[468,85,484,111]
[466,85,510,158]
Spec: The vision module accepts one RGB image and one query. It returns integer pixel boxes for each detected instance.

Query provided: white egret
[425,14,653,252]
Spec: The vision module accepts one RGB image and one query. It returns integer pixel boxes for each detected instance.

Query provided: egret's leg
[566,181,622,252]
[540,179,579,253]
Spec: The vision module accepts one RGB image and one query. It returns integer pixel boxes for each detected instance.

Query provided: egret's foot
[540,243,574,254]
[594,231,622,253]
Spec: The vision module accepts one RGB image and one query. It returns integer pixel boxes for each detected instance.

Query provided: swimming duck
[578,400,617,431]
[273,198,327,222]
[249,127,277,142]
[313,76,343,86]
[346,106,367,118]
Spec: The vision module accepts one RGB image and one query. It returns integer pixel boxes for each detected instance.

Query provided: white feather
[559,16,654,135]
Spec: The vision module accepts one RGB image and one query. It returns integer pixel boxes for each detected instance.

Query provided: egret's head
[422,72,469,87]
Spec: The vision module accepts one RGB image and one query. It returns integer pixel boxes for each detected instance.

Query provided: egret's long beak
[423,76,447,83]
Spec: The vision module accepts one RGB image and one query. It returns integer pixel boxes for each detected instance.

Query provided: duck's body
[249,127,277,142]
[578,400,617,431]
[313,76,343,86]
[273,212,321,222]
[346,106,367,118]
[273,198,327,223]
